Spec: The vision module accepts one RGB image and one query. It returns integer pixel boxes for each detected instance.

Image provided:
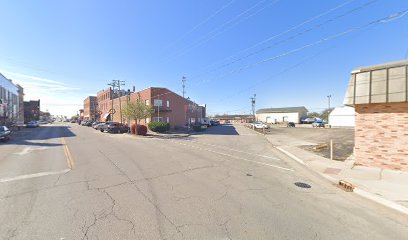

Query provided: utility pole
[108,80,125,123]
[182,76,187,127]
[251,94,256,123]
[327,94,332,110]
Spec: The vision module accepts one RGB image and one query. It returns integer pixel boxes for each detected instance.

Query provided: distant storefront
[0,73,24,125]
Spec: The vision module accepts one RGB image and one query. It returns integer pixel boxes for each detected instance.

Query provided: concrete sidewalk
[264,134,408,215]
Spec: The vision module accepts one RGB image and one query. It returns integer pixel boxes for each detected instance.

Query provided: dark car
[94,123,106,130]
[287,122,295,127]
[0,126,11,141]
[100,122,121,133]
[210,120,220,126]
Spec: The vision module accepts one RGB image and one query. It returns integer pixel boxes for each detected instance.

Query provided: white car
[252,122,268,129]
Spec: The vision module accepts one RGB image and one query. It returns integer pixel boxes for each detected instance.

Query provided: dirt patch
[266,127,354,161]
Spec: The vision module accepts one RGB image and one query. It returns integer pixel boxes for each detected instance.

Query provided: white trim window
[154,99,162,107]
[166,100,170,108]
[166,117,169,123]
[152,117,163,122]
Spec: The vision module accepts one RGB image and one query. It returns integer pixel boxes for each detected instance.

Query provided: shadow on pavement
[0,125,76,147]
[191,124,239,135]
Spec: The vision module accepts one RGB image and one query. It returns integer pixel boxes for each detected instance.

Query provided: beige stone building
[344,60,408,171]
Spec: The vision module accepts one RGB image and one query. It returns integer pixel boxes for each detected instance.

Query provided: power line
[147,8,408,106]
[199,8,408,84]
[188,0,357,78]
[189,0,376,81]
[164,0,273,62]
[167,0,235,49]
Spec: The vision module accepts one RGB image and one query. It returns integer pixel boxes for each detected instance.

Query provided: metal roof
[256,106,308,114]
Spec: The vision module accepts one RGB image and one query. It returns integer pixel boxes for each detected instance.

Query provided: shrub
[136,125,147,135]
[193,125,206,132]
[148,122,170,133]
[131,124,136,134]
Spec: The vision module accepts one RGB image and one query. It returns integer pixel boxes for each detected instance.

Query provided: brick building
[97,87,205,129]
[24,100,40,123]
[344,60,408,171]
[83,96,98,121]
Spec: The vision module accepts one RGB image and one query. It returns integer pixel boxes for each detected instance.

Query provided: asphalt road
[0,123,407,240]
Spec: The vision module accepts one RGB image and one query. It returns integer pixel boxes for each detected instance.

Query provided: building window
[190,118,195,124]
[152,117,163,122]
[145,100,149,105]
[166,100,170,108]
[166,117,169,123]
[153,99,162,107]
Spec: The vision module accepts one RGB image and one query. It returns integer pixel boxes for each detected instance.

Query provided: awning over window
[103,112,110,120]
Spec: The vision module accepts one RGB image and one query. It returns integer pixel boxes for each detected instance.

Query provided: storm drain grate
[294,182,311,189]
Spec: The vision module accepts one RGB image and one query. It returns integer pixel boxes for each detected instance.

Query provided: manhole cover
[294,182,311,188]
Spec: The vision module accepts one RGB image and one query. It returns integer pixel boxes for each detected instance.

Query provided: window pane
[355,72,370,104]
[371,70,386,103]
[388,66,406,102]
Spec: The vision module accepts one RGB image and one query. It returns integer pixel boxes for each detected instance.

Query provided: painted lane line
[0,169,70,183]
[169,140,294,172]
[14,147,49,155]
[61,138,75,169]
[275,146,305,165]
[178,139,281,161]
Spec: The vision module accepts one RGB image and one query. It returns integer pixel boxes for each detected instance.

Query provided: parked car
[0,126,11,141]
[100,122,121,133]
[26,121,39,128]
[312,121,325,128]
[301,118,316,124]
[210,120,220,126]
[287,122,295,127]
[252,121,268,129]
[94,123,106,130]
[119,125,130,133]
[92,122,100,128]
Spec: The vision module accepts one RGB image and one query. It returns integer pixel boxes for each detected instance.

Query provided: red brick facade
[83,96,98,120]
[355,102,408,171]
[96,87,205,129]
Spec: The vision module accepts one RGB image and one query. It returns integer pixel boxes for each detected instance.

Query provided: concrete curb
[272,142,408,216]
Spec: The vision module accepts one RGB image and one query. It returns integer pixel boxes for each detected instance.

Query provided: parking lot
[263,125,354,161]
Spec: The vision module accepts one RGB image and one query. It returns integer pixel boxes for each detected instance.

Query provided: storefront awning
[103,112,110,120]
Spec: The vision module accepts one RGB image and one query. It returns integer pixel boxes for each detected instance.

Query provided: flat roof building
[344,60,408,171]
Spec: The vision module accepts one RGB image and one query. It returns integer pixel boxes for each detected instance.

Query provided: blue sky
[0,0,407,116]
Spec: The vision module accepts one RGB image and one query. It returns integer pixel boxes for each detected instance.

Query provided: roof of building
[256,106,308,114]
[351,59,408,73]
[344,60,408,106]
[213,114,253,119]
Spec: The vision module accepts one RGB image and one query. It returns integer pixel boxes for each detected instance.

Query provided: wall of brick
[97,87,205,129]
[355,102,408,171]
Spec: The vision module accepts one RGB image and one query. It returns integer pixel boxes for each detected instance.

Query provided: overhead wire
[188,0,358,78]
[190,0,377,81]
[165,0,236,50]
[164,0,275,62]
[147,8,408,108]
[198,8,408,85]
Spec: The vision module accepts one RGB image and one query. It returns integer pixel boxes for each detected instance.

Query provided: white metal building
[256,106,308,124]
[328,106,355,127]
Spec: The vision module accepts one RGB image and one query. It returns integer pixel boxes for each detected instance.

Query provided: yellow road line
[61,138,75,169]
